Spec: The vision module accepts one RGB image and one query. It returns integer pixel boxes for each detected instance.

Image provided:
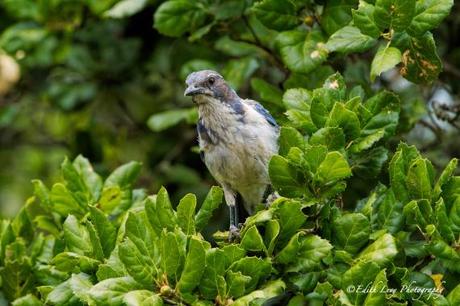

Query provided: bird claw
[228,225,240,242]
[265,192,280,207]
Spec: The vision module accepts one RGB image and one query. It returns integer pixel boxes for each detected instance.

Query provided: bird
[184,70,279,239]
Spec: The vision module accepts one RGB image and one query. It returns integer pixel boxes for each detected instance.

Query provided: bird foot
[265,192,280,207]
[228,225,241,242]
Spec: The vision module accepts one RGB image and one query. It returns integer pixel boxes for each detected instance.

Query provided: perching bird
[184,70,279,238]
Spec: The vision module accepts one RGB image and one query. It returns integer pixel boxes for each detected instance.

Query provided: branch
[239,16,289,76]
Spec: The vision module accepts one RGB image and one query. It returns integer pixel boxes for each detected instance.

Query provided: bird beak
[184,85,203,96]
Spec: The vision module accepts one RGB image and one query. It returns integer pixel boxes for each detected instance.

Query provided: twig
[443,61,460,78]
[240,16,289,76]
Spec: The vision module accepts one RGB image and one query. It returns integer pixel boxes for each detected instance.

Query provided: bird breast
[197,101,278,190]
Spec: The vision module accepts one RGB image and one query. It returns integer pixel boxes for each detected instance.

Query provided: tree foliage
[1,0,460,305]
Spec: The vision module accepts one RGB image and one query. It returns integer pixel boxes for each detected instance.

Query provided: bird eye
[208,77,215,85]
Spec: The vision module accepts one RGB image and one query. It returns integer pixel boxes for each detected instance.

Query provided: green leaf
[222,245,246,267]
[314,152,352,186]
[176,237,208,293]
[304,145,328,174]
[233,279,286,306]
[374,0,416,31]
[269,155,305,197]
[326,26,376,53]
[364,269,388,306]
[350,129,385,153]
[145,187,177,234]
[403,200,431,228]
[309,127,345,151]
[147,108,197,132]
[447,283,460,305]
[88,276,142,305]
[119,237,157,289]
[122,290,163,306]
[73,155,102,202]
[105,161,142,188]
[290,234,333,272]
[450,197,460,233]
[279,127,304,156]
[406,157,433,200]
[333,213,370,254]
[352,1,381,38]
[320,0,357,35]
[69,273,93,304]
[325,102,361,140]
[250,78,283,107]
[199,248,227,299]
[289,272,321,293]
[357,233,398,267]
[389,143,420,202]
[105,0,148,18]
[426,239,460,262]
[376,188,404,234]
[61,157,89,202]
[210,0,246,20]
[276,29,328,74]
[32,180,52,209]
[370,45,402,81]
[252,0,298,31]
[98,186,123,213]
[11,294,42,306]
[222,57,259,90]
[283,88,311,110]
[364,90,400,117]
[434,158,458,199]
[50,183,86,217]
[441,176,460,206]
[285,109,317,133]
[229,257,271,292]
[264,220,280,255]
[277,233,332,272]
[89,206,116,257]
[406,158,434,203]
[194,186,223,231]
[240,225,267,253]
[63,215,92,255]
[52,252,99,273]
[125,210,157,252]
[226,271,251,299]
[361,111,399,139]
[435,198,455,243]
[154,0,207,37]
[407,0,454,37]
[342,261,380,305]
[0,248,34,301]
[46,279,81,305]
[176,193,196,235]
[272,199,307,244]
[96,247,127,281]
[85,221,104,261]
[400,32,442,84]
[160,230,186,284]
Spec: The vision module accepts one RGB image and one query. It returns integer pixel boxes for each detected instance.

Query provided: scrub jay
[184,70,279,238]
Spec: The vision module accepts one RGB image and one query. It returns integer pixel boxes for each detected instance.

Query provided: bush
[1,0,460,305]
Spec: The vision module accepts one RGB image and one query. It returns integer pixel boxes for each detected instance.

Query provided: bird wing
[245,99,278,127]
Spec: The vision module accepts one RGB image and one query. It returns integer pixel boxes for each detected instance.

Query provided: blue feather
[251,102,278,127]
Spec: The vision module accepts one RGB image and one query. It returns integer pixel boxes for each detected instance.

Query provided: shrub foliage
[1,0,460,305]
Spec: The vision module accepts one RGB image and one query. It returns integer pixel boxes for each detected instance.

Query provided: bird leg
[223,185,240,241]
[229,205,239,239]
[263,185,278,208]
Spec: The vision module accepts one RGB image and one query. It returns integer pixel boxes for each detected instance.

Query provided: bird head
[184,70,238,104]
